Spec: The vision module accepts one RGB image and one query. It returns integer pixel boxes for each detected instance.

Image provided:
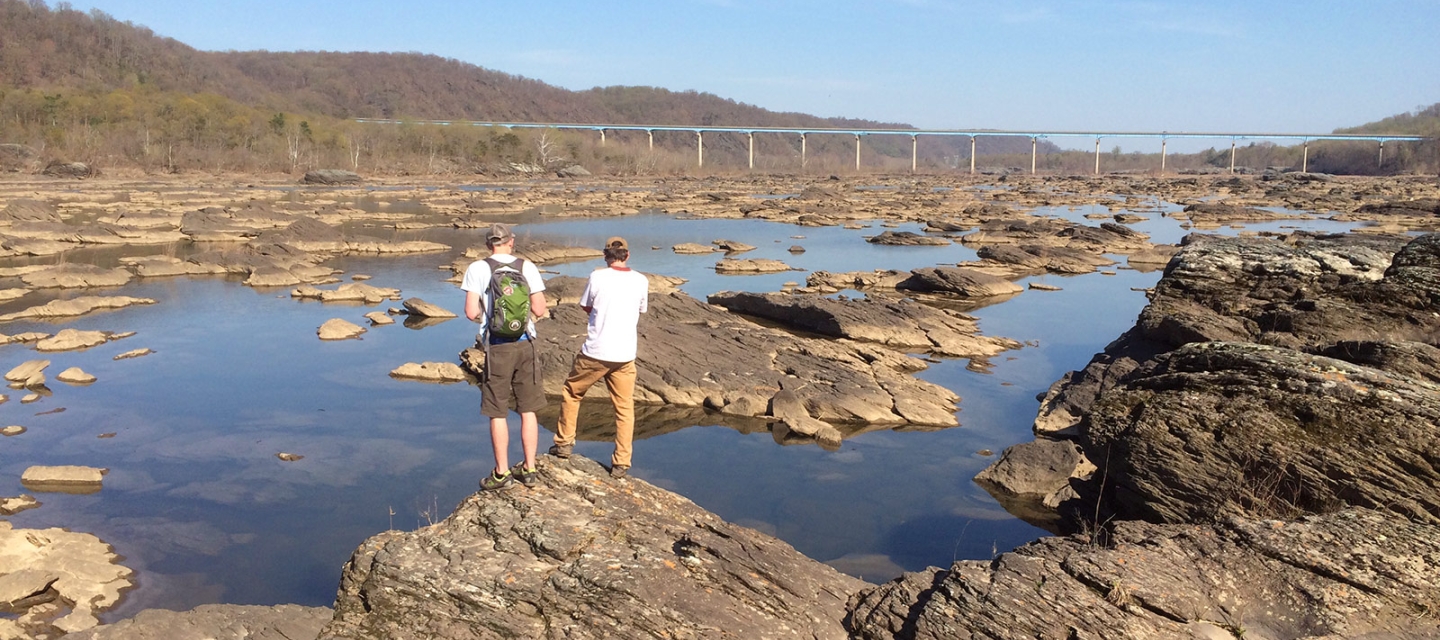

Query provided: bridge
[355,118,1431,175]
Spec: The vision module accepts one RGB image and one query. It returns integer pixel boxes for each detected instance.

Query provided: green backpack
[484,257,531,340]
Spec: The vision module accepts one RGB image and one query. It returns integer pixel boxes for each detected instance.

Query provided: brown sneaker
[548,443,572,459]
[609,465,629,480]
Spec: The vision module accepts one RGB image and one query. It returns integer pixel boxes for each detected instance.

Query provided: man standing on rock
[463,223,548,491]
[550,236,649,479]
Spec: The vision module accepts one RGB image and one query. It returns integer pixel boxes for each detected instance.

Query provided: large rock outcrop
[1005,232,1440,529]
[320,456,866,639]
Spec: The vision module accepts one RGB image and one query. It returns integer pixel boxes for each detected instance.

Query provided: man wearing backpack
[548,236,649,479]
[462,223,548,491]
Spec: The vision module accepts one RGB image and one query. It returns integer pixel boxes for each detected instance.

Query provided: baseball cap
[605,236,628,250]
[486,223,514,244]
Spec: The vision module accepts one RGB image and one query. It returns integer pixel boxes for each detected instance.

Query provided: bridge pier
[647,130,653,151]
[697,131,704,168]
[1302,140,1309,173]
[1160,139,1168,176]
[970,136,976,175]
[1230,139,1237,173]
[800,133,807,170]
[911,135,917,173]
[1030,137,1037,175]
[599,129,606,147]
[748,132,754,170]
[1094,138,1101,175]
[1379,140,1385,168]
[855,134,861,171]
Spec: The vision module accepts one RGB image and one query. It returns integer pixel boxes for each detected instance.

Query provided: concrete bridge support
[599,129,606,147]
[748,132,754,170]
[911,135,918,173]
[1030,137,1037,175]
[1302,140,1309,173]
[647,130,653,151]
[970,136,976,175]
[800,133,807,169]
[697,131,704,168]
[1230,140,1237,174]
[1160,139,1168,176]
[1094,138,1101,175]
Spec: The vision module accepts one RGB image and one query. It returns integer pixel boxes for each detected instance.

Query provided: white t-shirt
[579,267,649,362]
[460,254,546,338]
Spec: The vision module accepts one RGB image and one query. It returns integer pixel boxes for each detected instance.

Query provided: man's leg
[554,353,607,449]
[605,360,638,470]
[490,416,510,474]
[519,411,538,470]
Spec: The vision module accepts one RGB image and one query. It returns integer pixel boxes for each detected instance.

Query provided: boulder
[321,456,865,639]
[555,164,591,178]
[714,258,793,274]
[301,169,362,185]
[866,230,950,246]
[363,311,394,325]
[847,509,1440,640]
[401,297,456,318]
[4,360,49,383]
[712,239,756,253]
[35,329,112,352]
[388,362,466,383]
[900,267,1024,298]
[56,367,96,384]
[41,160,97,179]
[318,319,366,341]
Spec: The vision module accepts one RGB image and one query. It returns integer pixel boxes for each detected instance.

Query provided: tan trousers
[554,353,637,469]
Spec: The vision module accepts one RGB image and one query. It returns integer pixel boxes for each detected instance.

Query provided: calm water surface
[0,198,1359,618]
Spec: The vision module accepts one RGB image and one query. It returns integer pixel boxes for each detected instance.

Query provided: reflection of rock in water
[401,315,452,330]
[534,402,770,443]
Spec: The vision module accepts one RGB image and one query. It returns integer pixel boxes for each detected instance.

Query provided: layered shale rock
[320,456,866,640]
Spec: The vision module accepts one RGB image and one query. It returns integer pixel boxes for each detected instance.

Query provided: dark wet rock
[320,456,866,640]
[69,604,332,640]
[0,199,61,225]
[847,509,1440,640]
[788,245,806,253]
[866,230,950,246]
[301,169,362,185]
[41,160,97,179]
[707,290,1021,360]
[463,290,962,428]
[899,267,1024,298]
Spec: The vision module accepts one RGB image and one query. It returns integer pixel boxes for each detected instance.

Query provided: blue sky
[60,0,1440,150]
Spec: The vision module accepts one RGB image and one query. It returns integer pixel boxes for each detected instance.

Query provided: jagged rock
[388,362,466,383]
[363,311,394,325]
[866,230,950,246]
[302,169,362,185]
[0,198,61,224]
[900,266,1024,298]
[0,521,133,635]
[68,604,332,640]
[19,264,132,288]
[708,290,1021,360]
[317,319,366,341]
[400,297,456,318]
[463,290,962,429]
[0,494,38,514]
[321,456,865,639]
[712,239,755,253]
[714,258,793,274]
[847,509,1440,640]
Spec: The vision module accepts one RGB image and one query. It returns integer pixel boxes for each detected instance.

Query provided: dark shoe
[548,443,572,459]
[511,463,537,487]
[609,465,629,480]
[479,469,512,491]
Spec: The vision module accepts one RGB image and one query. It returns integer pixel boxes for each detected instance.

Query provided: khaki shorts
[481,339,545,418]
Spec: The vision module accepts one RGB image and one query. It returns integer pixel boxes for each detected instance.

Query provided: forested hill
[0,0,910,130]
[1338,103,1440,138]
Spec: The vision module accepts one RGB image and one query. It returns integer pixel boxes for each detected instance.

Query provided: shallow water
[0,198,1361,617]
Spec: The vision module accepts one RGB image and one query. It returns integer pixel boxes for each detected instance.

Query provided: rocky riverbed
[2,170,1438,638]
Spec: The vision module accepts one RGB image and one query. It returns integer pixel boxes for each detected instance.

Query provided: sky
[57,0,1440,151]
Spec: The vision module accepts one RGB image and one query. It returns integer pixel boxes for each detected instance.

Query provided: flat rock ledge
[0,521,133,635]
[69,604,332,640]
[320,455,866,640]
[847,508,1440,640]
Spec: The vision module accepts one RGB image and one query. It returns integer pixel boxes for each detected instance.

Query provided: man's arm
[464,290,482,321]
[529,291,548,319]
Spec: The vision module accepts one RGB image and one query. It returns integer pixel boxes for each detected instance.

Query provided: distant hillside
[1337,103,1440,137]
